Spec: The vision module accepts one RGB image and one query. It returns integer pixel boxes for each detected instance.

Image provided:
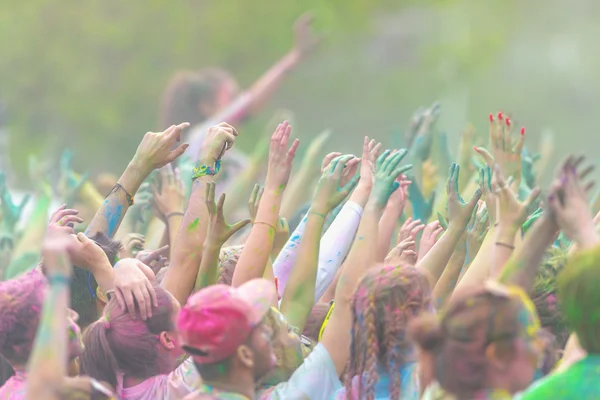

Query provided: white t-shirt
[259,343,342,400]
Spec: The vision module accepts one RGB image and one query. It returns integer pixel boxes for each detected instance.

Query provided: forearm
[27,281,69,395]
[91,261,115,294]
[167,215,183,260]
[247,50,299,115]
[280,212,324,330]
[194,241,222,291]
[232,190,281,287]
[497,217,561,291]
[490,225,520,278]
[162,176,210,305]
[145,217,166,251]
[314,201,363,301]
[454,227,496,294]
[416,223,464,287]
[272,218,307,297]
[86,161,147,238]
[432,248,466,308]
[377,205,402,261]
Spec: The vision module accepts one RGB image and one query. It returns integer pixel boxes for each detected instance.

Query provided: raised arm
[86,123,190,238]
[376,175,410,261]
[163,123,238,305]
[415,163,481,287]
[321,141,411,375]
[232,121,299,287]
[280,155,359,331]
[26,234,72,400]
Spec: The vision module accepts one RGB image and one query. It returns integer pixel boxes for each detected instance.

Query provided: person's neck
[203,374,255,399]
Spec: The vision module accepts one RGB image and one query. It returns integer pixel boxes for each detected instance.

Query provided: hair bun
[408,313,444,352]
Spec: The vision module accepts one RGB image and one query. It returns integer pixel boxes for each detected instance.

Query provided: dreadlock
[344,264,431,400]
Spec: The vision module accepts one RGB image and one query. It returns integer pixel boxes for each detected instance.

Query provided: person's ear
[237,344,255,369]
[158,332,176,350]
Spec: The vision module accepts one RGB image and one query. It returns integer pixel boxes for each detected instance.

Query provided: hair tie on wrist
[166,211,184,219]
[254,221,276,230]
[308,211,326,219]
[495,242,515,250]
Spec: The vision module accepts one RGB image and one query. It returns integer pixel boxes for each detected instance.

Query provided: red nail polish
[498,112,503,120]
[489,113,494,122]
[520,127,525,136]
[473,146,480,153]
[506,118,511,127]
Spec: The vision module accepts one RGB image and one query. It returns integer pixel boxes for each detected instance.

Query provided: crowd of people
[0,14,598,400]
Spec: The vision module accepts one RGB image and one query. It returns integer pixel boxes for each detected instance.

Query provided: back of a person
[0,373,25,400]
[519,355,600,400]
[335,362,420,400]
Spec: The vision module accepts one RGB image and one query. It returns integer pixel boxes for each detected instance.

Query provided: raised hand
[205,182,251,246]
[311,155,360,215]
[421,159,439,198]
[418,220,444,260]
[199,122,239,166]
[411,101,440,162]
[136,244,169,274]
[385,236,417,266]
[522,147,541,190]
[57,149,88,207]
[478,166,497,225]
[120,233,145,259]
[446,163,482,228]
[47,205,83,236]
[398,218,423,243]
[474,112,525,188]
[132,122,190,174]
[408,180,435,223]
[466,206,489,260]
[0,171,29,233]
[265,121,300,191]
[371,149,412,207]
[112,258,158,320]
[358,137,382,190]
[494,164,540,230]
[248,184,264,223]
[152,164,186,222]
[293,13,321,58]
[547,155,596,247]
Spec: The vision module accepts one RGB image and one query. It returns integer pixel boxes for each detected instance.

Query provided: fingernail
[498,112,503,120]
[489,113,494,122]
[473,146,480,153]
[520,127,525,136]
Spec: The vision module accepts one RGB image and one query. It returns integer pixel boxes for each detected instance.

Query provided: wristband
[47,274,70,286]
[192,159,222,180]
[308,211,326,219]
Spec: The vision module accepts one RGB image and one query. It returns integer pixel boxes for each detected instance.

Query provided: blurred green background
[2,0,600,187]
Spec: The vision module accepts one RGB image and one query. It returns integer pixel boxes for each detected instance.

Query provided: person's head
[160,68,239,130]
[0,270,45,368]
[80,284,180,388]
[345,264,431,399]
[69,233,122,329]
[0,270,83,369]
[178,279,277,388]
[532,248,569,348]
[409,282,544,398]
[557,244,600,354]
[259,307,312,389]
[217,245,244,285]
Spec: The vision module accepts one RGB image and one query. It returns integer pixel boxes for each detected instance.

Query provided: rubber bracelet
[166,211,184,219]
[47,274,70,286]
[495,242,515,250]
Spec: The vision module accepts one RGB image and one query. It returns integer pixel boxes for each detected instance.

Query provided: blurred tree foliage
[1,0,521,183]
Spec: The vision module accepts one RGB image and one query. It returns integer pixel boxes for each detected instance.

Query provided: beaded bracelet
[47,274,70,286]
